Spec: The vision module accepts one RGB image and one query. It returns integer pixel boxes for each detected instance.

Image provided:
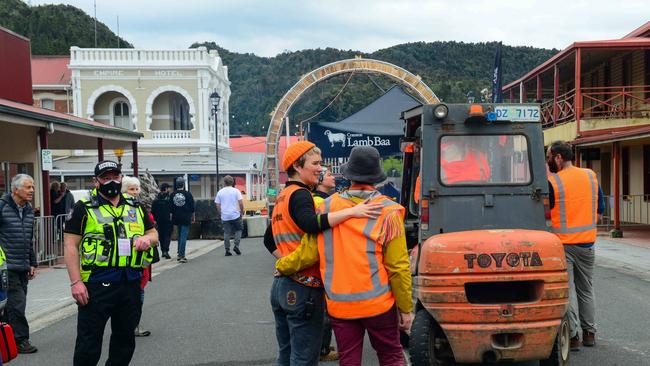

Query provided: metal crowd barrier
[32,214,67,265]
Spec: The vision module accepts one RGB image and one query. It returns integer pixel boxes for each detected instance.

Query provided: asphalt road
[12,238,650,366]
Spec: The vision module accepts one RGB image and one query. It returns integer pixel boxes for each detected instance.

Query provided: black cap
[94,160,121,177]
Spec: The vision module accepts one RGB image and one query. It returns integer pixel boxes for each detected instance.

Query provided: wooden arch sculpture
[265,57,439,198]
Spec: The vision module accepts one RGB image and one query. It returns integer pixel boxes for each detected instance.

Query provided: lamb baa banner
[308,123,401,158]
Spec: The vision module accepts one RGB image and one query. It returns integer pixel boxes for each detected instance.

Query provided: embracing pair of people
[264,141,412,366]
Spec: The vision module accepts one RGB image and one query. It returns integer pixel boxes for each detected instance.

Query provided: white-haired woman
[121,176,152,337]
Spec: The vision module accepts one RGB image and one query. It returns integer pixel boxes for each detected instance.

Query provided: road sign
[42,149,53,171]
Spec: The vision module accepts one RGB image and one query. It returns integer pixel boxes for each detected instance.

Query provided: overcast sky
[29,0,649,57]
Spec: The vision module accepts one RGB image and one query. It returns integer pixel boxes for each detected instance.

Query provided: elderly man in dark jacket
[0,174,38,354]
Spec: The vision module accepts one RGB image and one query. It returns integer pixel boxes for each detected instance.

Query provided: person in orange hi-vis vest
[263,141,382,366]
[312,167,340,362]
[276,146,413,366]
[547,141,604,352]
[441,140,491,184]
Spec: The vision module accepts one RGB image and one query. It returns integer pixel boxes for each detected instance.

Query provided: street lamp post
[210,91,221,189]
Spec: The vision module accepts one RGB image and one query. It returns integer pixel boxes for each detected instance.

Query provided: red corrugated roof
[0,97,138,135]
[31,56,70,86]
[230,135,300,153]
[230,135,301,171]
[623,21,650,39]
[573,125,650,146]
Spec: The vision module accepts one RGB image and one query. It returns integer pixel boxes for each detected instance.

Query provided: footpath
[26,239,223,332]
[23,230,650,332]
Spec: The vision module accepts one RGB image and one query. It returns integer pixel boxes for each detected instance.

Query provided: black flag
[492,42,503,103]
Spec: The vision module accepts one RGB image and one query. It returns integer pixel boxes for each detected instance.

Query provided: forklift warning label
[463,252,543,269]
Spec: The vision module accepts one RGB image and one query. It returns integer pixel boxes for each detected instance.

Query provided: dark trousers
[73,280,142,366]
[5,271,30,343]
[321,309,333,355]
[157,222,172,254]
[331,306,404,366]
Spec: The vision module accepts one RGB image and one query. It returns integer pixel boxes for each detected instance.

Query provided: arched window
[170,93,191,130]
[112,100,131,129]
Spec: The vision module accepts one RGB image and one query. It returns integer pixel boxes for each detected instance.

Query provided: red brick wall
[34,96,70,114]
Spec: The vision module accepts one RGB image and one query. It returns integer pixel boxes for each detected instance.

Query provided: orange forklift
[400,103,570,365]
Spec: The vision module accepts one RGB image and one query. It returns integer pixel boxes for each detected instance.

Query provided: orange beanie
[282,141,316,171]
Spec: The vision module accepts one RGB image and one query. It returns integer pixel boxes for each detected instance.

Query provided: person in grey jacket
[0,174,38,354]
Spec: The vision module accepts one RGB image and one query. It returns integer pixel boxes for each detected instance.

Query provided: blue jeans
[223,217,243,251]
[270,276,324,366]
[176,225,190,257]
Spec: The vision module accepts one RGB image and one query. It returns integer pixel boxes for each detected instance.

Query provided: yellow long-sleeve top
[276,192,413,314]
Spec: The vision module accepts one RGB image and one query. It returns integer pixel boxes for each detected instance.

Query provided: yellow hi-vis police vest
[0,247,7,309]
[79,191,153,282]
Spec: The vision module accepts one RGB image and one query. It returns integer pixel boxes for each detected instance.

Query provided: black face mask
[99,180,122,198]
[547,158,559,173]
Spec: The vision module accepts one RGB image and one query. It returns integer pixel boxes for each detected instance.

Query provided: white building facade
[69,46,230,151]
[52,47,264,200]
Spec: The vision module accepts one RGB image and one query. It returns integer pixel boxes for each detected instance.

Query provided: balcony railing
[537,85,650,127]
[151,130,191,140]
[541,89,576,127]
[69,47,218,67]
[582,85,650,120]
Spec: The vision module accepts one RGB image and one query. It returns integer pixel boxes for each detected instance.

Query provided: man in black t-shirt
[170,178,194,263]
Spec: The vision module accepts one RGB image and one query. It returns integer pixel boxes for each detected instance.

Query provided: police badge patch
[126,209,137,222]
[286,290,297,306]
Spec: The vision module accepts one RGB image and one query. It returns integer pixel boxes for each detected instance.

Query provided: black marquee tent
[308,86,422,159]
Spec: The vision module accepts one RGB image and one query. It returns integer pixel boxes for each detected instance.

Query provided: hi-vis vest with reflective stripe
[79,190,153,282]
[272,184,321,283]
[317,190,404,319]
[549,167,598,244]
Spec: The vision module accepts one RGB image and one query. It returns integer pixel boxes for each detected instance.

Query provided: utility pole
[94,0,97,47]
[117,15,120,48]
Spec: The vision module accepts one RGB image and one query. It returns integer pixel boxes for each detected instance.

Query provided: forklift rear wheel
[409,309,452,366]
[540,314,570,366]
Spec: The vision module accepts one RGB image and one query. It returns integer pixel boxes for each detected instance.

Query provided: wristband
[70,279,82,287]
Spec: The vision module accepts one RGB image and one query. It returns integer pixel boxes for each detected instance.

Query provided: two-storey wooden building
[503,22,650,235]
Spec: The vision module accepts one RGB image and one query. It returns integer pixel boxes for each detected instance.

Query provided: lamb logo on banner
[323,130,391,149]
[324,130,346,147]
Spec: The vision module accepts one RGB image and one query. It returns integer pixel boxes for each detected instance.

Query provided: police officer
[64,161,158,365]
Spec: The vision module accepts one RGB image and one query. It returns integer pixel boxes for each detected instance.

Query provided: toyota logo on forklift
[464,251,544,269]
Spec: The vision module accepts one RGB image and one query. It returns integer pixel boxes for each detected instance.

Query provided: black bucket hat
[340,146,387,184]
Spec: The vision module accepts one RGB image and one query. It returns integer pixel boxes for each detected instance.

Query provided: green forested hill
[192,41,557,135]
[1,1,557,136]
[0,0,131,54]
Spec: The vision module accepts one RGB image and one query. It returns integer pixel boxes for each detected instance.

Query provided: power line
[296,71,355,126]
[365,73,386,93]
